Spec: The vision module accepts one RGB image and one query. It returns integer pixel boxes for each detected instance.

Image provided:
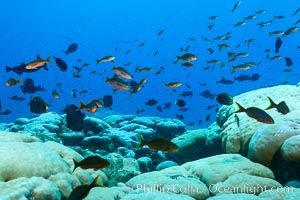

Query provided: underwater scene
[0,0,300,199]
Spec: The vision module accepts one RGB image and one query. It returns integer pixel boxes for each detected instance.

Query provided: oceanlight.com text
[136,183,295,195]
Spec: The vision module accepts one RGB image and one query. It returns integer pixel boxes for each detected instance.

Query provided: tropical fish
[285,57,294,66]
[63,104,85,132]
[8,95,26,101]
[105,77,130,91]
[157,29,164,36]
[100,95,113,108]
[234,102,275,124]
[29,96,49,114]
[275,37,283,53]
[68,176,102,200]
[164,82,182,88]
[216,93,234,105]
[26,56,51,70]
[176,53,197,62]
[5,78,22,86]
[20,78,44,94]
[138,135,179,153]
[265,96,290,114]
[145,99,158,106]
[135,67,153,73]
[65,43,78,55]
[53,56,68,72]
[283,27,298,37]
[234,114,240,127]
[269,55,282,60]
[232,1,241,12]
[112,66,133,79]
[292,7,300,16]
[96,56,115,64]
[232,64,251,70]
[76,99,103,113]
[175,99,186,107]
[181,62,193,68]
[269,31,284,36]
[52,89,60,98]
[73,156,110,172]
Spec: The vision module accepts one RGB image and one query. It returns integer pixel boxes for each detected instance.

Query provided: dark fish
[53,56,68,72]
[0,100,2,112]
[145,99,158,106]
[73,156,109,172]
[199,90,215,100]
[64,104,85,132]
[216,78,234,84]
[20,78,44,94]
[180,91,193,98]
[205,115,211,121]
[175,113,184,120]
[164,102,172,109]
[68,176,101,200]
[216,93,234,105]
[232,1,241,12]
[275,37,283,53]
[101,95,113,108]
[178,107,189,112]
[29,96,48,114]
[234,74,251,82]
[285,57,294,66]
[175,99,186,107]
[234,114,240,127]
[8,95,26,101]
[72,89,77,99]
[6,61,48,75]
[265,96,290,114]
[65,43,78,55]
[0,109,12,115]
[138,135,179,153]
[251,73,260,81]
[234,102,275,124]
[156,105,163,112]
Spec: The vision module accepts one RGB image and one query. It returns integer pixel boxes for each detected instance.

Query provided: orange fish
[112,66,133,79]
[26,56,51,70]
[106,77,130,91]
[138,135,179,153]
[164,82,182,88]
[76,99,103,113]
[6,78,22,86]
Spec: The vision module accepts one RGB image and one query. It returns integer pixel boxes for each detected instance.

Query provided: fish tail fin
[17,77,22,84]
[234,102,246,113]
[135,67,139,72]
[96,60,100,65]
[265,96,276,110]
[275,49,279,53]
[72,159,79,172]
[5,66,12,72]
[46,56,51,64]
[76,101,85,111]
[137,135,146,148]
[175,55,181,60]
[90,176,100,188]
[65,51,68,56]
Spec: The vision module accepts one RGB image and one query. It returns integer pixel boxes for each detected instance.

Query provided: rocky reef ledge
[0,84,299,199]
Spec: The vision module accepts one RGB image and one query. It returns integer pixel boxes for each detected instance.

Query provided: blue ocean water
[0,0,299,128]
